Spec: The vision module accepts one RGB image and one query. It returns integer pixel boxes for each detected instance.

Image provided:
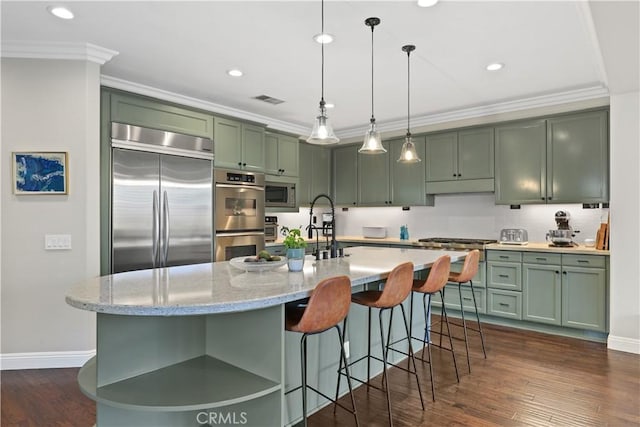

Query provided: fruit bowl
[229,256,287,272]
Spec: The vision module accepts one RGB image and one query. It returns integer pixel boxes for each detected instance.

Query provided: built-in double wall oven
[214,169,265,261]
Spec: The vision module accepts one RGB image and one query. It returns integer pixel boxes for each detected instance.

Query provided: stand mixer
[546,210,577,246]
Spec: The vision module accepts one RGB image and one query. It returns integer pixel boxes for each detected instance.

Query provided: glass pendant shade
[359,121,385,153]
[307,106,339,144]
[398,44,422,163]
[398,134,421,163]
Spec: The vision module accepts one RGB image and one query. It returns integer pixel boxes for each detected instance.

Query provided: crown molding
[102,74,608,141]
[337,85,610,139]
[100,75,310,137]
[1,41,118,65]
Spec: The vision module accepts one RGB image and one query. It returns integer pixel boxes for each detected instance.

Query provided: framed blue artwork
[13,152,68,195]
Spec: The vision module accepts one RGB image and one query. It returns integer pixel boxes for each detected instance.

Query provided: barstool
[406,254,460,401]
[446,249,486,373]
[285,275,359,427]
[337,262,424,426]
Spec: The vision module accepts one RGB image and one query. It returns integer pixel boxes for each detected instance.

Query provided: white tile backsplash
[274,193,607,243]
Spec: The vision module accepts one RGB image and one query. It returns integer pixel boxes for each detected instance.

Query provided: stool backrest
[457,250,480,283]
[414,255,451,294]
[296,275,352,333]
[376,262,415,308]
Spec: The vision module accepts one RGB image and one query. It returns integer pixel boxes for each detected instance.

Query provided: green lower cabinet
[487,289,522,320]
[561,266,607,332]
[487,262,522,291]
[523,263,562,325]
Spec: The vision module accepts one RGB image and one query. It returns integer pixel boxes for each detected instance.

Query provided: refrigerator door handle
[152,190,160,268]
[162,190,170,266]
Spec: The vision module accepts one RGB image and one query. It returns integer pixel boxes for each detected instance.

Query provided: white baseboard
[607,335,640,354]
[0,350,95,370]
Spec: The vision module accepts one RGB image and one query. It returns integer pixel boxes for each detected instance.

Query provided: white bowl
[584,238,596,247]
[229,256,287,272]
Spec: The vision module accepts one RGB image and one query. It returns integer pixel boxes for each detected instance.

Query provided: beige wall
[608,90,640,353]
[1,59,100,359]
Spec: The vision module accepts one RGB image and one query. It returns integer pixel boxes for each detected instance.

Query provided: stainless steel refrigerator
[111,123,214,273]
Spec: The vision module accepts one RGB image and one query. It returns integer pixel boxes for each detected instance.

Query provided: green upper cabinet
[332,145,358,206]
[214,117,265,172]
[265,132,299,177]
[546,110,609,203]
[425,132,457,181]
[389,136,427,206]
[495,109,609,205]
[425,127,494,194]
[110,92,213,139]
[299,143,330,206]
[495,119,547,204]
[358,141,391,206]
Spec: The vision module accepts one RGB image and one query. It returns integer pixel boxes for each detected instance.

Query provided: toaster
[499,228,529,245]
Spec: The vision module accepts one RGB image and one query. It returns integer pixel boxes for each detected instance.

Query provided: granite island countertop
[66,246,464,316]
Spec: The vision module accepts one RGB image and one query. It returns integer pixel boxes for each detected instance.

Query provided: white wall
[279,196,605,244]
[1,59,101,368]
[608,91,640,353]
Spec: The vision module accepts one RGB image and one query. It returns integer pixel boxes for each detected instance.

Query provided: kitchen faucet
[308,194,337,259]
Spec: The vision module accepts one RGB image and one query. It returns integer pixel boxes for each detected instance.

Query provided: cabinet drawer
[487,262,522,291]
[487,289,522,319]
[268,245,286,256]
[487,251,522,262]
[562,254,606,268]
[522,252,562,265]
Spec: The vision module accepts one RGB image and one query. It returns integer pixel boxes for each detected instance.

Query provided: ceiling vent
[253,95,284,105]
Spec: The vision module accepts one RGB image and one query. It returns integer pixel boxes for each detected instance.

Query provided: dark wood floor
[2,321,639,426]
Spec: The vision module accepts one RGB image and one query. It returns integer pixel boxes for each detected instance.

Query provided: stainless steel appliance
[265,216,278,242]
[414,237,497,261]
[499,228,529,245]
[111,123,213,273]
[265,180,296,208]
[546,210,576,246]
[214,169,265,261]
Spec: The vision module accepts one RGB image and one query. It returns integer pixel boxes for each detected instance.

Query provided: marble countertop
[66,247,464,316]
[486,242,610,255]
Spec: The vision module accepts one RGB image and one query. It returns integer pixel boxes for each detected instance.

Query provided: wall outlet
[44,234,72,250]
[344,341,350,359]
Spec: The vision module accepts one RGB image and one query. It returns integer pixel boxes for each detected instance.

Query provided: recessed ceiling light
[486,62,504,71]
[417,0,439,7]
[325,103,335,109]
[313,33,334,44]
[227,69,243,77]
[47,5,74,20]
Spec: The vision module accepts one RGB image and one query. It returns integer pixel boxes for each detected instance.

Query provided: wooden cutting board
[596,223,607,250]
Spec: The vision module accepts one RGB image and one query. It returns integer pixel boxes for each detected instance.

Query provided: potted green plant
[281,226,307,272]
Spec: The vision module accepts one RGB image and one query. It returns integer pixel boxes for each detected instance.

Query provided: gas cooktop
[414,237,497,251]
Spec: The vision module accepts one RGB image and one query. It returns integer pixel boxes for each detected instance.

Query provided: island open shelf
[78,355,280,411]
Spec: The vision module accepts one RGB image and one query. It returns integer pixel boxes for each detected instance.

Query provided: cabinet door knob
[548,197,553,200]
[453,174,457,177]
[457,173,462,177]
[238,162,242,166]
[541,197,546,200]
[562,271,567,275]
[555,270,560,274]
[243,162,247,167]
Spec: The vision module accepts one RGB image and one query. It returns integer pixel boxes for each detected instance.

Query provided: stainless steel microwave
[265,181,296,208]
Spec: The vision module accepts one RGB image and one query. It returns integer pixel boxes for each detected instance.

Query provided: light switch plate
[45,234,72,250]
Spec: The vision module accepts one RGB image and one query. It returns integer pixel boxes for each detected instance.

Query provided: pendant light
[397,44,422,163]
[359,17,386,154]
[307,0,339,145]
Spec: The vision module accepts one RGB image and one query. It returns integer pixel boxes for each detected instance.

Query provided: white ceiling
[2,1,638,139]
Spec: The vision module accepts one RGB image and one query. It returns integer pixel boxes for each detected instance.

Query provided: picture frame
[12,151,68,195]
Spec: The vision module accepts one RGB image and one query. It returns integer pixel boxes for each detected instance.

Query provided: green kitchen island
[66,246,463,426]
